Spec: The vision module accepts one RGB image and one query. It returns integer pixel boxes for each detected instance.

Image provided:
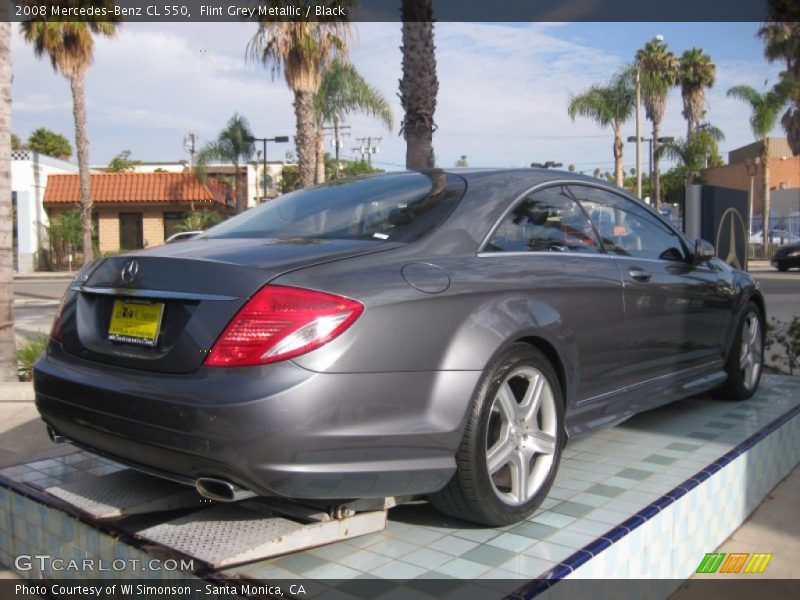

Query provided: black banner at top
[0,0,780,23]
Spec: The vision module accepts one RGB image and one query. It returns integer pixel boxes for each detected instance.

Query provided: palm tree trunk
[613,122,624,187]
[314,123,325,184]
[400,2,438,171]
[652,120,661,209]
[70,71,93,265]
[761,141,770,242]
[293,90,316,189]
[234,161,247,214]
[0,21,17,381]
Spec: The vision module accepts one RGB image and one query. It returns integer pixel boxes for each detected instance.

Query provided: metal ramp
[136,500,387,568]
[42,467,388,568]
[45,469,200,520]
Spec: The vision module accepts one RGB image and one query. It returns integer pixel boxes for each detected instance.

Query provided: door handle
[628,267,652,282]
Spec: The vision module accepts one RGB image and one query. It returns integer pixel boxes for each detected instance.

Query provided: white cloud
[10,21,784,174]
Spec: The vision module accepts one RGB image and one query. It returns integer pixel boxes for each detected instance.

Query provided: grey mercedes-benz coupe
[34,169,765,526]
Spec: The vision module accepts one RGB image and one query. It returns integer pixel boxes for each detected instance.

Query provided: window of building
[163,211,188,240]
[569,185,687,261]
[486,186,602,253]
[119,212,143,250]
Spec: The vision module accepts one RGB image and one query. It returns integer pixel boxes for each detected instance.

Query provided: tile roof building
[43,172,233,256]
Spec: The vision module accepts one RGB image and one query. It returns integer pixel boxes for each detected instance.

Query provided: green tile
[706,421,735,430]
[667,441,703,452]
[550,500,594,518]
[365,538,419,559]
[428,535,479,556]
[370,560,427,580]
[401,547,452,570]
[586,483,626,498]
[487,532,536,553]
[306,562,362,579]
[687,432,718,441]
[436,557,492,578]
[641,454,677,465]
[461,544,517,567]
[338,549,392,571]
[500,554,555,577]
[530,511,575,528]
[510,521,559,540]
[274,551,329,574]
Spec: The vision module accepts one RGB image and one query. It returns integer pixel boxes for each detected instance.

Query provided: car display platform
[1,375,798,599]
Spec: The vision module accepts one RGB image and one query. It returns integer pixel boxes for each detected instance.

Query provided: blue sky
[10,22,784,175]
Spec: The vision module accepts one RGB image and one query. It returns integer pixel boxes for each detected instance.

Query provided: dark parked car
[771,241,800,272]
[34,170,765,526]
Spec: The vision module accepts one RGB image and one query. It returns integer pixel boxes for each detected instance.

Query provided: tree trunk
[762,141,770,242]
[0,21,17,381]
[293,90,316,189]
[70,71,93,265]
[400,2,438,171]
[314,123,325,185]
[235,162,248,214]
[652,120,661,209]
[613,123,624,187]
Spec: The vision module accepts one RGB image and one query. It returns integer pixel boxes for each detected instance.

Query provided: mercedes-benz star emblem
[715,207,747,270]
[120,260,139,284]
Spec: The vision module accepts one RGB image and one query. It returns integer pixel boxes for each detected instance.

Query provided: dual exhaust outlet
[47,426,253,504]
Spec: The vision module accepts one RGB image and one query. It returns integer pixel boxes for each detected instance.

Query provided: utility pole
[355,136,383,167]
[183,132,197,170]
[323,122,350,178]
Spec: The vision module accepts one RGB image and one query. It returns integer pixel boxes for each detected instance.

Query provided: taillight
[50,290,70,342]
[205,285,364,367]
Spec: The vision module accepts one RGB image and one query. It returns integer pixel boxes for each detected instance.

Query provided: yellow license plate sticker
[108,300,164,346]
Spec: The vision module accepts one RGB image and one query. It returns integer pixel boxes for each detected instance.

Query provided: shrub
[17,334,49,381]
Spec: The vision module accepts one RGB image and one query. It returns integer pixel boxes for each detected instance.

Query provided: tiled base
[0,375,798,590]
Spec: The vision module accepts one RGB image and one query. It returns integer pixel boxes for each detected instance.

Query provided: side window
[569,186,686,262]
[486,186,602,253]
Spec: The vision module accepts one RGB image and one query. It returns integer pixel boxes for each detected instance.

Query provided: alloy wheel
[739,313,762,391]
[485,366,557,505]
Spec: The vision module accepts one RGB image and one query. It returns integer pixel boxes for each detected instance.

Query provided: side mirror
[694,239,716,262]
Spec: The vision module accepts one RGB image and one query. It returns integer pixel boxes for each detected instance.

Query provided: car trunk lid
[60,238,398,373]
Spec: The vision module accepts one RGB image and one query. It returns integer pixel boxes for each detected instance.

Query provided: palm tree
[759,12,800,154]
[0,21,16,381]
[249,13,350,189]
[727,85,790,240]
[400,0,439,170]
[678,48,716,141]
[196,113,255,213]
[21,18,118,265]
[314,60,393,183]
[567,71,635,187]
[657,126,725,206]
[636,39,678,207]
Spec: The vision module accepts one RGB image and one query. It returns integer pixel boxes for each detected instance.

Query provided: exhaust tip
[196,477,248,503]
[47,426,65,444]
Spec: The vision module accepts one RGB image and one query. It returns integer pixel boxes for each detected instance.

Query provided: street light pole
[247,135,290,201]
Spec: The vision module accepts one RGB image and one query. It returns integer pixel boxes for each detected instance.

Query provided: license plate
[108,300,165,347]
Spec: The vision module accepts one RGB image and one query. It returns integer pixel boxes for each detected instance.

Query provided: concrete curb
[0,382,35,402]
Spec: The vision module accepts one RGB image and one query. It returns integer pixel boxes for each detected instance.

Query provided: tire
[429,343,565,526]
[713,302,764,401]
[776,263,788,272]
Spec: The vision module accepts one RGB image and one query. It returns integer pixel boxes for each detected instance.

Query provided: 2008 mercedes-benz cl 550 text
[34,169,765,526]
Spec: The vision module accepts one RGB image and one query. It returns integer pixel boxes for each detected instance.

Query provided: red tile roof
[44,173,230,205]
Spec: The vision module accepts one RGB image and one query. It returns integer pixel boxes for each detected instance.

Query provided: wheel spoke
[487,430,515,475]
[527,431,556,455]
[520,374,545,425]
[509,449,531,503]
[496,383,519,424]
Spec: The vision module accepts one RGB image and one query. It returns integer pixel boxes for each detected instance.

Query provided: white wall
[11,151,79,273]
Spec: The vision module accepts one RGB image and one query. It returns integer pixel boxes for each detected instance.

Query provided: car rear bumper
[33,344,481,499]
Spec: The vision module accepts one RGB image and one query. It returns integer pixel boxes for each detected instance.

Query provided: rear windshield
[203,172,464,242]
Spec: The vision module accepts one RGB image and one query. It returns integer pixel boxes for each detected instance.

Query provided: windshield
[203,172,464,242]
